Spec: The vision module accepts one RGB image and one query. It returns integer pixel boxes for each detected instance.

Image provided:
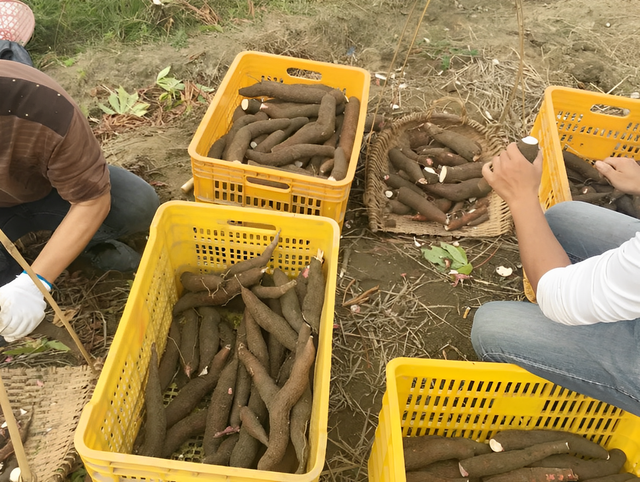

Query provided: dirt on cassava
[22,0,640,479]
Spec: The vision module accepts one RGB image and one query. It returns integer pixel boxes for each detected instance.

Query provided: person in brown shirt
[0,60,160,342]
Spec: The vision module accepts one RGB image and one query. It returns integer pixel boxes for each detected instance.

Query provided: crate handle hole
[246,176,291,192]
[590,104,630,117]
[226,220,277,232]
[286,67,323,81]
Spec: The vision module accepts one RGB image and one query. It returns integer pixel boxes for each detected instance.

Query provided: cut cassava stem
[158,318,182,393]
[225,118,292,162]
[207,134,227,159]
[274,94,336,149]
[139,344,166,458]
[386,199,412,215]
[404,436,491,471]
[301,253,325,333]
[563,150,601,181]
[422,122,482,162]
[273,268,304,333]
[241,286,298,351]
[180,271,224,293]
[229,317,251,429]
[172,267,265,314]
[205,432,240,466]
[259,101,320,119]
[164,345,231,428]
[337,96,360,160]
[418,177,492,202]
[489,429,610,459]
[244,309,269,368]
[253,129,288,153]
[439,161,486,183]
[239,80,346,105]
[225,231,280,278]
[241,98,262,114]
[179,309,199,379]
[197,306,220,375]
[458,440,571,478]
[239,405,269,446]
[389,147,424,183]
[290,384,312,474]
[246,144,336,167]
[221,114,262,160]
[329,146,348,181]
[229,388,268,468]
[218,320,236,350]
[385,173,425,195]
[257,336,316,471]
[445,204,489,231]
[251,279,297,299]
[483,467,578,482]
[203,356,239,459]
[530,448,627,480]
[397,187,447,224]
[161,410,207,458]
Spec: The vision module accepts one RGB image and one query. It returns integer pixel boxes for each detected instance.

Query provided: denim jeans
[0,165,160,285]
[471,201,640,417]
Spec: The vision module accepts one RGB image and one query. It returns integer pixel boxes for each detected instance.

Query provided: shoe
[85,240,142,272]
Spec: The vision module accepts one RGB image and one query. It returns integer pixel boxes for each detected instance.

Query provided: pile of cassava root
[134,232,327,474]
[562,150,640,218]
[404,429,639,482]
[206,80,376,180]
[382,121,495,231]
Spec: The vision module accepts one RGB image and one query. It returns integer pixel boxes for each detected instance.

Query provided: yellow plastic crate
[188,50,371,228]
[532,86,640,210]
[74,201,340,481]
[368,358,640,482]
[524,87,640,302]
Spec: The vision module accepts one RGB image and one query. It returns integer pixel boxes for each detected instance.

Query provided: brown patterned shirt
[0,60,110,207]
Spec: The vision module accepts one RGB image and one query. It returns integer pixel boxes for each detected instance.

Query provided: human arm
[482,142,571,292]
[594,157,640,195]
[0,191,111,341]
[31,190,111,283]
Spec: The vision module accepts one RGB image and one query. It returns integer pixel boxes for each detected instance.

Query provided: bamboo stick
[0,229,97,374]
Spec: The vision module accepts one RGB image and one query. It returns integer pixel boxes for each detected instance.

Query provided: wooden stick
[0,375,33,481]
[0,229,97,373]
[181,177,194,193]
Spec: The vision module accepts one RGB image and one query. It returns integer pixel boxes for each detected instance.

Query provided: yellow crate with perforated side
[532,86,640,210]
[368,358,640,482]
[524,86,640,302]
[74,201,340,481]
[188,50,370,228]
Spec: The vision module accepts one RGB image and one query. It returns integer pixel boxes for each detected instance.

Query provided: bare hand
[482,142,543,207]
[594,157,640,195]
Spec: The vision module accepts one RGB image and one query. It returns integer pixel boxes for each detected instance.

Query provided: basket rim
[364,110,510,236]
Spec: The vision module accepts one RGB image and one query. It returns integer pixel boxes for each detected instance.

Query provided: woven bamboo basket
[364,110,513,237]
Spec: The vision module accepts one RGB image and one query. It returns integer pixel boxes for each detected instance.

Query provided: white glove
[0,272,50,342]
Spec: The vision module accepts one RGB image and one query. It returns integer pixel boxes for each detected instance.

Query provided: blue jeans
[0,165,160,285]
[471,201,640,417]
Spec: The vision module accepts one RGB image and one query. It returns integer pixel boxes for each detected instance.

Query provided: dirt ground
[19,0,640,479]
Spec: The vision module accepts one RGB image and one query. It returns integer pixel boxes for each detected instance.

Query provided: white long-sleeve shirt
[536,232,640,325]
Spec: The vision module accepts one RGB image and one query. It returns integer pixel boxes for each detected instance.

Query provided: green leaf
[441,243,468,266]
[98,102,116,115]
[157,66,171,82]
[421,246,449,270]
[456,263,473,275]
[44,340,71,352]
